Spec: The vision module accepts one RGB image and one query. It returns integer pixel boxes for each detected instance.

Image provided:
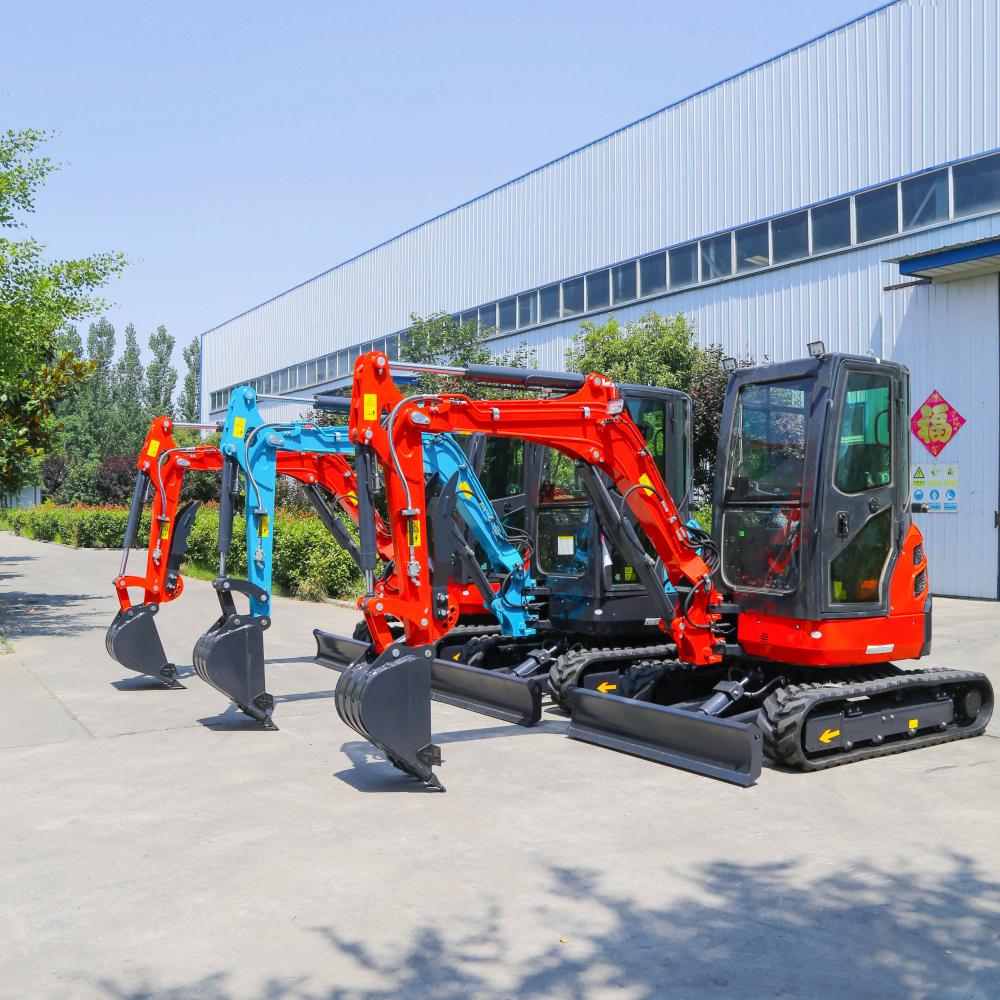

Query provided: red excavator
[329,348,993,789]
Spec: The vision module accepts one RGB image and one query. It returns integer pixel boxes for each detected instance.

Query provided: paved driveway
[1,532,998,999]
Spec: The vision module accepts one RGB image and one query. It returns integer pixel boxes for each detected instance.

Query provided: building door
[892,273,1000,598]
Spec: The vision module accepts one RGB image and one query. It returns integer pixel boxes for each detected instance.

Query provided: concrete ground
[1,532,998,1000]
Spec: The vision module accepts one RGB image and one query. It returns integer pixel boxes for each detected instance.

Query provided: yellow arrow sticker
[363,393,378,421]
[596,681,617,693]
[818,727,841,745]
[232,416,246,439]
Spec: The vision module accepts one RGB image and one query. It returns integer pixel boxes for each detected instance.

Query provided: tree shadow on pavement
[0,590,105,639]
[91,851,1000,1000]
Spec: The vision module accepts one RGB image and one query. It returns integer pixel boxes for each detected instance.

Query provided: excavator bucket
[316,629,542,726]
[105,603,182,688]
[335,643,444,790]
[427,658,543,726]
[569,688,763,787]
[193,609,274,726]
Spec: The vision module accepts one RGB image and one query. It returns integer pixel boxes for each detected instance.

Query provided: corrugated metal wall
[202,0,1000,411]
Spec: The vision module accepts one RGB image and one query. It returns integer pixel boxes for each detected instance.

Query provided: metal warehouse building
[201,0,1000,599]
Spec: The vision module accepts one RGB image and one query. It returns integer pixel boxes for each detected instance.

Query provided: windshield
[726,377,813,501]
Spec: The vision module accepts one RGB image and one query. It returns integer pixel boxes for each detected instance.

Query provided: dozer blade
[193,615,275,727]
[569,688,763,787]
[428,658,543,726]
[105,603,183,688]
[335,644,444,790]
[313,629,369,673]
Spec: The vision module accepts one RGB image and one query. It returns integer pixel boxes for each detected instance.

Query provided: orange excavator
[327,348,993,789]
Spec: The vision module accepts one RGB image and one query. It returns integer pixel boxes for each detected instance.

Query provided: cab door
[819,362,906,616]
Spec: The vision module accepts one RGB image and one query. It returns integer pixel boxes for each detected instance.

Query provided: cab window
[834,371,892,494]
[727,378,812,501]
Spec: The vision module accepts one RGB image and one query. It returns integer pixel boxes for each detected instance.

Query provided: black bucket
[569,688,763,786]
[335,644,444,790]
[193,612,274,726]
[106,603,182,688]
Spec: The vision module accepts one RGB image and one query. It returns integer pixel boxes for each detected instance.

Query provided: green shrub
[4,501,363,600]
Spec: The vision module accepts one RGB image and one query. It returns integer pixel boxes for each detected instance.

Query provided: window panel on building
[735,223,769,272]
[953,153,1000,217]
[611,261,637,303]
[700,233,732,280]
[460,310,477,328]
[669,243,698,287]
[337,349,349,374]
[479,303,497,330]
[386,336,399,361]
[279,368,289,392]
[539,283,560,322]
[585,270,610,310]
[517,291,538,328]
[498,297,516,332]
[902,169,949,230]
[562,276,584,315]
[810,198,851,253]
[262,374,272,394]
[316,356,326,382]
[771,211,808,263]
[854,184,899,242]
[306,360,317,385]
[639,252,666,295]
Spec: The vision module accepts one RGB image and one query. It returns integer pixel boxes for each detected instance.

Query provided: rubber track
[548,643,678,711]
[759,667,992,771]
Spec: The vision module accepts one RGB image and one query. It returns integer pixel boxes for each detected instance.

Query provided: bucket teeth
[335,644,445,790]
[106,604,182,688]
[193,614,274,726]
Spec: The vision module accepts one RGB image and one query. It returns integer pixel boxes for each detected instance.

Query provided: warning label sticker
[911,463,959,513]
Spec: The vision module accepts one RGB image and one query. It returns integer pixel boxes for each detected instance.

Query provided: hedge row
[0,503,362,601]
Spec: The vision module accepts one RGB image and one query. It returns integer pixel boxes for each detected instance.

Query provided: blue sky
[6,0,884,366]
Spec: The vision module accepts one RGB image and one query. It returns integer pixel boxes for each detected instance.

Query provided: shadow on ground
[90,851,1000,1000]
[0,589,105,638]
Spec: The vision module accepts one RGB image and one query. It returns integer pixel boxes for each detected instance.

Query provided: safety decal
[160,522,170,539]
[232,417,246,439]
[363,393,378,421]
[818,727,841,745]
[596,681,617,693]
[146,440,160,458]
[409,520,421,547]
[259,515,269,538]
[557,535,574,556]
[908,718,919,729]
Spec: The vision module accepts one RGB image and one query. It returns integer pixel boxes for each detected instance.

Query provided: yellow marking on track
[596,681,617,693]
[819,727,841,745]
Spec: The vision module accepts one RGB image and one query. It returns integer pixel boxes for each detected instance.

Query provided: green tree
[566,311,753,498]
[401,312,534,398]
[0,127,127,494]
[109,322,148,454]
[145,325,177,417]
[177,336,200,421]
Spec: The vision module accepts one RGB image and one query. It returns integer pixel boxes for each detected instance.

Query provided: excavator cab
[713,350,930,664]
[530,385,692,635]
